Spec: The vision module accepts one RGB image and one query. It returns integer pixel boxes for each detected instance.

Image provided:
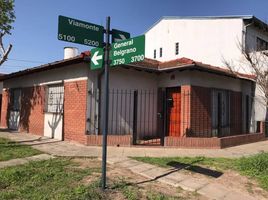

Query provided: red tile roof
[0,51,255,82]
[130,57,256,81]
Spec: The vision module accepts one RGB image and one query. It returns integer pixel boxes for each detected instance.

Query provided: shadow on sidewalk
[136,160,223,185]
[167,161,223,178]
[0,136,62,147]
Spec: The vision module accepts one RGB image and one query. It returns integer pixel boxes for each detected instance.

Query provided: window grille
[159,47,162,57]
[175,42,179,55]
[45,85,64,113]
[153,49,156,58]
[256,37,268,51]
[11,89,21,111]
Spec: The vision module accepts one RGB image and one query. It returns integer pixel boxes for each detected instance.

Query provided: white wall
[145,18,244,68]
[3,63,89,88]
[3,63,89,138]
[99,68,159,138]
[158,70,243,92]
[44,113,63,140]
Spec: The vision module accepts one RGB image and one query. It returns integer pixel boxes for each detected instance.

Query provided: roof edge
[144,15,254,33]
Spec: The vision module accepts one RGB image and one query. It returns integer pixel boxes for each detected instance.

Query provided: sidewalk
[1,131,268,200]
[0,154,54,169]
[107,157,257,200]
[1,131,267,158]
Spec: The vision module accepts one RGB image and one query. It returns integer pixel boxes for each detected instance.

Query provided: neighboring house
[0,48,265,148]
[145,15,268,126]
[145,15,268,69]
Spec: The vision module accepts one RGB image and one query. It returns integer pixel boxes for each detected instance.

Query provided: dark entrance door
[166,87,181,137]
[132,89,164,146]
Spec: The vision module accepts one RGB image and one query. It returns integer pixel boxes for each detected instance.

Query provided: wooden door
[166,87,181,137]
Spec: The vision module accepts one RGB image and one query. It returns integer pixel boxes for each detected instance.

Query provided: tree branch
[0,44,12,66]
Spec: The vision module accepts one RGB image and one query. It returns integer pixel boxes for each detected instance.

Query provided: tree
[223,41,268,105]
[0,0,15,66]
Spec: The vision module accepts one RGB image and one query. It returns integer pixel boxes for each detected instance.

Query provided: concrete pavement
[1,131,268,200]
[1,131,268,158]
[0,154,54,169]
[108,158,257,200]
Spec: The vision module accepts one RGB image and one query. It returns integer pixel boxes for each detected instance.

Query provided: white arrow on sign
[92,51,103,65]
[114,34,127,42]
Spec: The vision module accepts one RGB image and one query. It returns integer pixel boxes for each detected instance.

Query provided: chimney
[64,47,79,59]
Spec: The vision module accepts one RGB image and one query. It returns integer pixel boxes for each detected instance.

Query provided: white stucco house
[0,16,267,148]
[145,15,268,122]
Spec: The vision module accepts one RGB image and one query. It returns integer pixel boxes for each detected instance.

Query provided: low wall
[164,136,221,149]
[220,133,265,148]
[164,133,266,148]
[86,135,132,146]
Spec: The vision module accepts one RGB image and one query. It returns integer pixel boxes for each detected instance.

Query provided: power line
[7,58,46,63]
[0,64,27,68]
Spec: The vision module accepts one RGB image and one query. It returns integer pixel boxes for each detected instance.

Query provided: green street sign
[58,15,104,47]
[90,47,104,70]
[110,35,145,66]
[112,29,130,42]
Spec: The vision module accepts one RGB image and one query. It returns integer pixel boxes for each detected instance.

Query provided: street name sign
[58,15,104,47]
[112,29,130,42]
[90,47,104,70]
[110,35,145,66]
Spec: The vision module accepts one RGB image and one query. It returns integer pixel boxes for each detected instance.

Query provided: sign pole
[101,16,110,190]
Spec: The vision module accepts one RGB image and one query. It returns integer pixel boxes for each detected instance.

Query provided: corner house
[0,50,265,148]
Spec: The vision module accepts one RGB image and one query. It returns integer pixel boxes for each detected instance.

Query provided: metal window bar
[45,85,64,114]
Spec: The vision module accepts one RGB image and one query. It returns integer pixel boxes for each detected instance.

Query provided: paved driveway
[1,131,268,158]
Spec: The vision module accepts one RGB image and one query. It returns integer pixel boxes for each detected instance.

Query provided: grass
[0,157,189,200]
[133,152,268,190]
[0,137,42,161]
[111,177,186,200]
[133,156,235,171]
[0,158,103,200]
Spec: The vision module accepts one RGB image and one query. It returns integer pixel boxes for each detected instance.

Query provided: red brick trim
[63,80,88,144]
[180,85,191,136]
[0,89,9,128]
[165,133,265,148]
[19,86,45,136]
[220,133,265,148]
[87,135,132,146]
[165,136,220,148]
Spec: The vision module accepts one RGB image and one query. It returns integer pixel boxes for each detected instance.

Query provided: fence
[87,88,159,144]
[87,86,257,145]
[181,87,255,138]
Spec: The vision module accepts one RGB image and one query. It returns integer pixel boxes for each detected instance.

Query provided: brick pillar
[63,80,87,144]
[180,85,191,137]
[260,121,265,134]
[1,89,9,128]
[19,86,45,135]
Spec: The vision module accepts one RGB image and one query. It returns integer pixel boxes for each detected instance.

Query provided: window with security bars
[256,37,268,51]
[153,49,156,58]
[45,85,64,113]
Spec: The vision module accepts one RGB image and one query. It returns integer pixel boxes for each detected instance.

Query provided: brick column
[180,85,191,136]
[260,121,265,134]
[19,86,45,135]
[1,89,9,128]
[63,80,87,144]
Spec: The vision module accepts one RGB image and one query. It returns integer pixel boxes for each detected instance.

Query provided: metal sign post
[101,16,110,190]
[58,15,144,190]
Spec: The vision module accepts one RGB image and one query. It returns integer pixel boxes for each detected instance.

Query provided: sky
[1,0,268,74]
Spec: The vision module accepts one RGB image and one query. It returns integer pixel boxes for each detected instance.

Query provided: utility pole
[101,16,110,190]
